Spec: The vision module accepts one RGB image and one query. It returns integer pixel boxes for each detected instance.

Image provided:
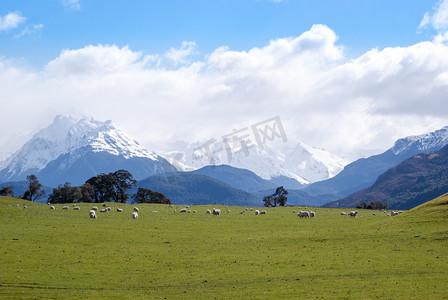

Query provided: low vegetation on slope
[0,195,447,299]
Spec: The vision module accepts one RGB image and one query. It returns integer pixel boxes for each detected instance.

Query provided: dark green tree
[263,195,273,207]
[0,185,14,197]
[48,182,82,204]
[273,186,288,207]
[24,174,45,201]
[80,183,94,203]
[86,170,136,203]
[112,169,136,203]
[263,186,288,207]
[133,187,171,204]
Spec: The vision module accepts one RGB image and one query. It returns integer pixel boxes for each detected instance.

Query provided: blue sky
[0,0,447,159]
[0,0,438,68]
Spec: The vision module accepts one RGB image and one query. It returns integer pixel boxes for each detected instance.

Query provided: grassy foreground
[1,195,447,299]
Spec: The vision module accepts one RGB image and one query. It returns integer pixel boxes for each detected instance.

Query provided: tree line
[1,170,170,205]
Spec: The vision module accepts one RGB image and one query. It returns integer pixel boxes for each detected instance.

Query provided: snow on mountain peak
[392,126,448,155]
[0,115,158,179]
[284,142,349,183]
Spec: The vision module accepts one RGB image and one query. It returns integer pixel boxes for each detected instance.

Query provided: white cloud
[62,0,80,11]
[419,0,448,41]
[0,25,447,160]
[165,41,197,66]
[14,24,43,39]
[0,12,26,31]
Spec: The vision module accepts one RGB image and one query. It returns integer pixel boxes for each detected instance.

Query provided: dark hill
[137,173,262,207]
[326,145,448,209]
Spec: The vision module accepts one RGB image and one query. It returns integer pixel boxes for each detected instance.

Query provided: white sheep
[260,210,267,215]
[340,212,347,215]
[50,206,55,210]
[134,207,139,212]
[188,210,191,213]
[255,210,260,215]
[310,211,315,218]
[73,207,80,210]
[73,204,77,206]
[212,208,221,216]
[227,210,230,213]
[180,208,187,213]
[23,205,27,209]
[174,210,177,213]
[170,205,174,208]
[193,210,197,213]
[62,206,69,210]
[8,205,12,207]
[250,208,254,211]
[100,209,107,213]
[89,210,97,219]
[206,209,211,214]
[240,211,245,214]
[91,206,98,211]
[106,207,111,211]
[298,211,309,218]
[392,211,399,216]
[292,210,296,213]
[117,208,123,212]
[372,213,376,216]
[132,212,138,219]
[349,211,358,217]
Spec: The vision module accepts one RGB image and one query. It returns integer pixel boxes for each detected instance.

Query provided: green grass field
[1,195,447,299]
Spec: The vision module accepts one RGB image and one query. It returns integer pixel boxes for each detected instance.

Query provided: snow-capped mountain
[0,115,171,186]
[305,125,448,205]
[284,142,348,183]
[163,139,348,186]
[391,126,448,156]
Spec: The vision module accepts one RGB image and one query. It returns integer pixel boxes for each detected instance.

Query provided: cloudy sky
[0,0,447,160]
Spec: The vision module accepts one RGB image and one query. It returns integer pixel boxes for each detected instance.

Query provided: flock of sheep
[9,202,405,220]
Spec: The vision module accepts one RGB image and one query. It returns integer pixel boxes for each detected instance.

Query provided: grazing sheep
[50,206,55,210]
[73,204,77,206]
[298,210,309,218]
[100,209,107,213]
[399,210,404,214]
[170,205,174,208]
[186,205,190,208]
[134,207,139,212]
[250,208,254,211]
[240,211,245,214]
[8,205,12,207]
[206,209,211,214]
[392,211,399,216]
[245,208,248,211]
[193,210,197,213]
[62,206,69,210]
[89,210,97,219]
[174,210,177,213]
[188,210,191,213]
[106,207,111,211]
[91,206,98,211]
[117,208,123,212]
[23,205,27,209]
[340,212,347,215]
[309,211,315,218]
[292,210,296,213]
[255,210,260,215]
[180,208,187,213]
[103,204,107,207]
[260,210,267,215]
[212,208,221,216]
[73,207,80,210]
[387,213,390,216]
[16,204,19,207]
[349,211,358,217]
[372,213,376,216]
[132,212,138,219]
[227,210,230,213]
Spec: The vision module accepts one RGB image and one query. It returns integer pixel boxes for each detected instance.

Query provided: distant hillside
[137,173,262,207]
[326,145,448,210]
[304,126,448,205]
[192,165,278,192]
[0,181,52,203]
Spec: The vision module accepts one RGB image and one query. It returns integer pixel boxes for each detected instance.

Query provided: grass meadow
[1,195,447,299]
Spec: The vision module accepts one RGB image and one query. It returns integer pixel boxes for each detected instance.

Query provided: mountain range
[327,144,448,209]
[0,115,447,208]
